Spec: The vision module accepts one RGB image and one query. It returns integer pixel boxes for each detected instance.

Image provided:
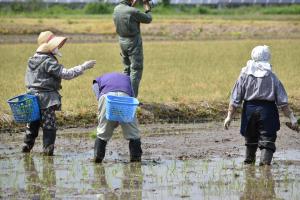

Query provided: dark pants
[23,106,57,155]
[241,101,279,165]
[244,108,277,153]
[241,100,280,152]
[245,135,277,152]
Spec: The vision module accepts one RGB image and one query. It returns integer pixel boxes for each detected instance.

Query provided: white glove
[224,105,236,130]
[289,113,298,129]
[81,60,96,70]
[224,116,232,130]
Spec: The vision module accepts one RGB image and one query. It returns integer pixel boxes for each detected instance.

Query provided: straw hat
[36,31,67,53]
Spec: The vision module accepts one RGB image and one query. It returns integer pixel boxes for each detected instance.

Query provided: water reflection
[93,164,118,199]
[93,163,143,200]
[121,163,143,199]
[23,155,56,199]
[240,165,276,200]
[0,150,298,199]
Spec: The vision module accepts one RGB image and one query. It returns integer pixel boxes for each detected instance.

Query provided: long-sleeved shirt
[25,53,85,109]
[113,1,152,38]
[230,71,288,108]
[92,72,134,100]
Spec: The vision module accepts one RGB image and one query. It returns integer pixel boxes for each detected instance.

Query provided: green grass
[89,130,97,139]
[1,39,300,116]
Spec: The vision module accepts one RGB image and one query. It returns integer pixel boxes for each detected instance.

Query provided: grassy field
[1,12,300,127]
[1,39,300,117]
[1,3,300,17]
[1,16,300,35]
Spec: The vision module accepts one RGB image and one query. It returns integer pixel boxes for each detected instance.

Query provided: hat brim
[36,36,67,53]
[36,43,49,53]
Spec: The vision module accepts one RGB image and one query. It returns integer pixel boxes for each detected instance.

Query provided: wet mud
[0,121,299,199]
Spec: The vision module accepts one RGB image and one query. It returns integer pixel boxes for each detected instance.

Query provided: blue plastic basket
[7,94,40,123]
[106,95,139,123]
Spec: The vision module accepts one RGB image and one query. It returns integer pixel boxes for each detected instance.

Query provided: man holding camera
[113,0,152,97]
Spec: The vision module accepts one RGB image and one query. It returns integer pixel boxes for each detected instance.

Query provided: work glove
[81,60,96,71]
[286,113,299,132]
[224,104,237,130]
[224,116,232,130]
[282,105,299,132]
[289,113,298,127]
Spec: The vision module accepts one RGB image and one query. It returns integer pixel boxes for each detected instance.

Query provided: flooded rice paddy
[1,151,299,199]
[0,122,300,199]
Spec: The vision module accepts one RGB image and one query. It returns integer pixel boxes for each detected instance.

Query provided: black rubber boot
[22,120,40,153]
[129,139,142,162]
[259,148,274,166]
[43,129,56,156]
[94,138,107,163]
[244,146,258,165]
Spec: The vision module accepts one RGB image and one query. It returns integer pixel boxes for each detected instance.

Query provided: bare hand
[143,0,151,12]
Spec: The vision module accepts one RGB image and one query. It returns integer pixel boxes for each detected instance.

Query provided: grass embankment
[1,3,300,17]
[1,40,300,130]
[1,17,300,42]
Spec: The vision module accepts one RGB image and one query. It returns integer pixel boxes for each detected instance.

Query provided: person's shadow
[23,155,56,199]
[93,162,143,199]
[240,165,276,200]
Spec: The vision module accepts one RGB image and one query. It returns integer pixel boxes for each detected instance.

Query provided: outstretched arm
[59,60,96,80]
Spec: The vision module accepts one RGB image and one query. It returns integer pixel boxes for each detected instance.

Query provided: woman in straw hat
[224,45,298,166]
[23,31,96,156]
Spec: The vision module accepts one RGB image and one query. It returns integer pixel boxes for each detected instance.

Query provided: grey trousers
[120,36,144,97]
[96,92,140,141]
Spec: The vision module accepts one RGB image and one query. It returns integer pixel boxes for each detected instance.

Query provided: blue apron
[240,100,280,137]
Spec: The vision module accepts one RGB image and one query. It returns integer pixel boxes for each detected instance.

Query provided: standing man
[113,0,152,97]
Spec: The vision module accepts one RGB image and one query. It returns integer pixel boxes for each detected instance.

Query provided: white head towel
[241,45,272,78]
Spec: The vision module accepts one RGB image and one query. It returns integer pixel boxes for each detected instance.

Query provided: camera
[143,0,157,11]
[148,0,158,8]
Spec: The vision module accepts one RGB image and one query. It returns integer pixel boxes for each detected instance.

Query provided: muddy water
[0,151,299,199]
[0,122,300,199]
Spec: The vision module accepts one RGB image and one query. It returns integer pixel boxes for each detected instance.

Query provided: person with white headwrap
[224,45,298,166]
